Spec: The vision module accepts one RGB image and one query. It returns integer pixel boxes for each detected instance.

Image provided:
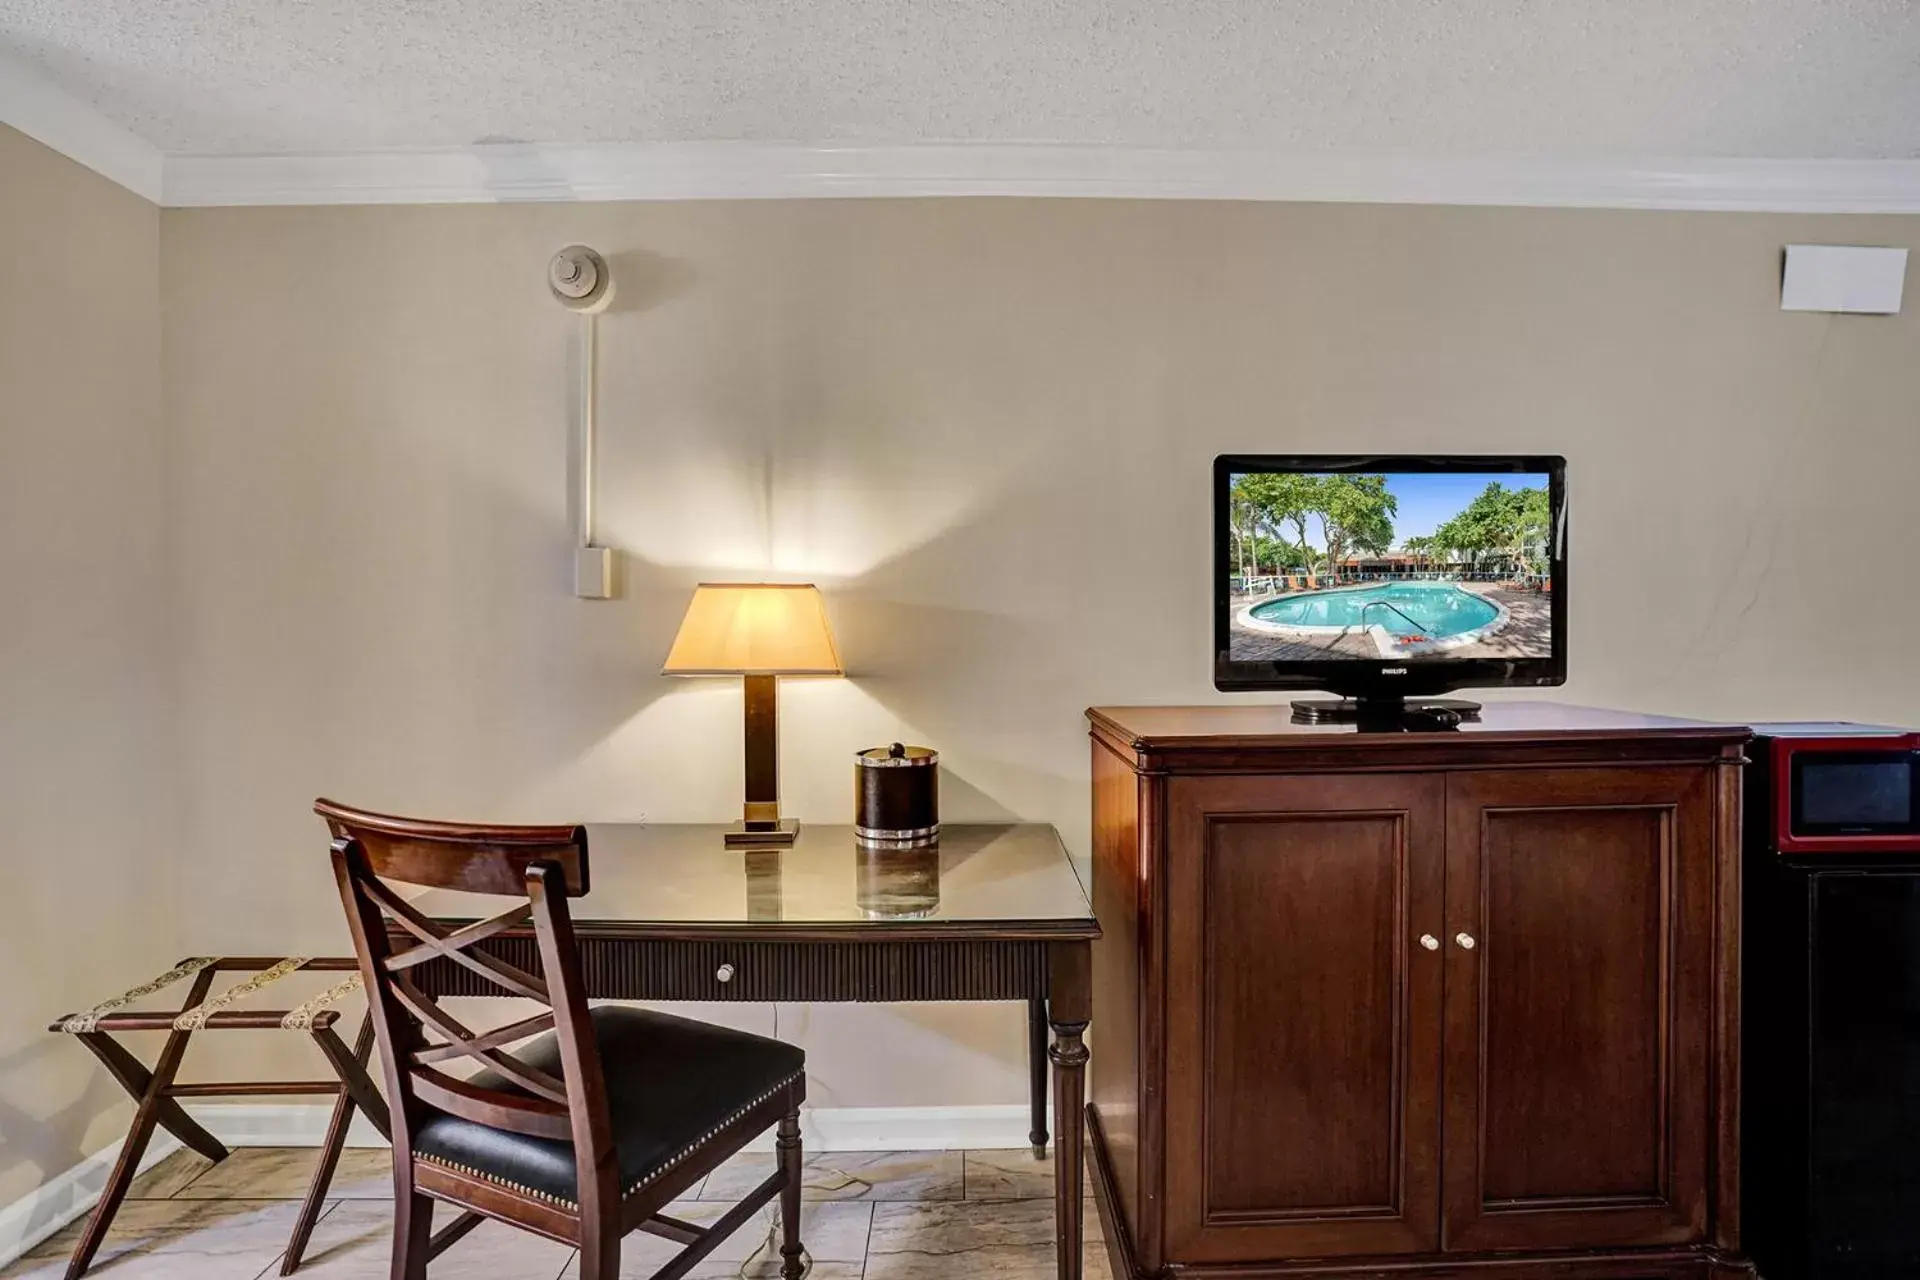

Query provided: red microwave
[1761,727,1920,853]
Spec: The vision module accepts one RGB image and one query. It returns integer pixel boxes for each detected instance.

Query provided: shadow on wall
[554,458,1098,827]
[267,226,708,817]
[829,468,1106,818]
[602,250,698,316]
[293,421,683,819]
[921,767,1020,825]
[0,1037,131,1234]
[226,224,1104,831]
[497,227,1095,820]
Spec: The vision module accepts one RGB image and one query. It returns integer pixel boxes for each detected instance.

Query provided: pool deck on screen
[1228,584,1552,662]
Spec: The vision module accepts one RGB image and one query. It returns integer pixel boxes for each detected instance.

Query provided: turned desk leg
[1049,942,1092,1280]
[1029,997,1051,1155]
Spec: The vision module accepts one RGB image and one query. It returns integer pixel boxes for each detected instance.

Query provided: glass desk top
[409,823,1097,939]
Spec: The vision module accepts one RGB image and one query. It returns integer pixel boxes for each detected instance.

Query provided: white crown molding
[160,141,1920,213]
[4,76,1917,215]
[0,51,164,202]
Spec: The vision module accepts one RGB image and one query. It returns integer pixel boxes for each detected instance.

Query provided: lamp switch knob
[716,963,736,984]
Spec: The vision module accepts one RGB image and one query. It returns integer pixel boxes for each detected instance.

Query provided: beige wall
[5,157,1919,1181]
[156,196,1920,1107]
[8,171,1920,1174]
[0,126,170,1207]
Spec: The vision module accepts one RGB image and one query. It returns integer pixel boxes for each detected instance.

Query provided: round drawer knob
[1455,932,1477,951]
[715,963,736,984]
[1419,934,1440,951]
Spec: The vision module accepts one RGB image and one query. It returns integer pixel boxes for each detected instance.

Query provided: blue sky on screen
[1232,471,1550,547]
[1387,472,1548,540]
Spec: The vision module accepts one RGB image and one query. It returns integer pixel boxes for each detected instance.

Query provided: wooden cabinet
[1163,772,1445,1263]
[1087,703,1751,1280]
[1442,768,1716,1254]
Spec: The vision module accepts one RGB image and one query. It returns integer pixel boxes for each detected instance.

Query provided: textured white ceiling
[3,0,1917,159]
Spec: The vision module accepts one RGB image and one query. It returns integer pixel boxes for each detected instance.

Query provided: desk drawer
[416,937,1051,1003]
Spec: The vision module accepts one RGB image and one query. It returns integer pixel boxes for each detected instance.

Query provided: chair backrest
[317,799,611,1162]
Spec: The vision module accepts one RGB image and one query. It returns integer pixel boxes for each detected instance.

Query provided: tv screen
[1213,455,1567,699]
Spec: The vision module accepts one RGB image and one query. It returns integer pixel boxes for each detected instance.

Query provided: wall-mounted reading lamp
[549,244,618,598]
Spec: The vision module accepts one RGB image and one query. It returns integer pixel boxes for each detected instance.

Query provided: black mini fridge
[1744,724,1920,1280]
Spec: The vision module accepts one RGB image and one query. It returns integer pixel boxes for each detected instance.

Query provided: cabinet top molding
[1087,701,1749,773]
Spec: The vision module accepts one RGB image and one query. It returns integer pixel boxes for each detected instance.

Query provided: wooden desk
[407,822,1101,1280]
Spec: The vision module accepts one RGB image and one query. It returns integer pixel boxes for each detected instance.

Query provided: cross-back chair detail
[362,884,572,1125]
[319,799,807,1280]
[323,804,596,1141]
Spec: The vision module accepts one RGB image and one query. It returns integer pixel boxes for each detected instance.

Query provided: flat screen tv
[1214,454,1566,725]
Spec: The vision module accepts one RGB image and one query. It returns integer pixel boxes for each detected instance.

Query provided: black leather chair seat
[413,1006,805,1206]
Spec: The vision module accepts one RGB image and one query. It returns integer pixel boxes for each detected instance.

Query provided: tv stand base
[1289,696,1483,730]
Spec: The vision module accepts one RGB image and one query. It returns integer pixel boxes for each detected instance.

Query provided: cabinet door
[1441,767,1715,1252]
[1165,773,1445,1262]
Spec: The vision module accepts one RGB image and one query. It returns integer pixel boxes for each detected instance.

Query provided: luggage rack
[50,955,387,1278]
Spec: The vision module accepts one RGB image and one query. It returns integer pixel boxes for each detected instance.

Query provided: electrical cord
[729,1001,850,1279]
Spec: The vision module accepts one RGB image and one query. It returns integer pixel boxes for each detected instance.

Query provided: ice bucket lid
[855,742,939,768]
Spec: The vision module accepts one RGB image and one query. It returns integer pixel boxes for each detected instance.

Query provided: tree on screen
[1236,473,1319,562]
[1228,488,1258,579]
[1432,482,1551,576]
[1314,474,1397,572]
[1231,473,1397,576]
[1230,474,1319,576]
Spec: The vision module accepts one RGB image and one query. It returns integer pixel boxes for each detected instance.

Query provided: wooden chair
[319,799,807,1280]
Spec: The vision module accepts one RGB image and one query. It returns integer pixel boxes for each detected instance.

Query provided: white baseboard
[183,1103,390,1149]
[0,1133,185,1269]
[0,1101,1041,1268]
[178,1101,1040,1153]
[790,1104,1040,1154]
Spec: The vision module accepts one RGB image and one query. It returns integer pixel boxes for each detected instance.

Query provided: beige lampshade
[662,583,844,676]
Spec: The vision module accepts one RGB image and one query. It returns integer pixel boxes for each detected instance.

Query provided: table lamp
[663,583,843,846]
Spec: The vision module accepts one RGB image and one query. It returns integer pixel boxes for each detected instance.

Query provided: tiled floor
[5,1146,1109,1280]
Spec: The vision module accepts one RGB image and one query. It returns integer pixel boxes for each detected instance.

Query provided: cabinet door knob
[1454,932,1476,951]
[716,963,736,983]
[1419,934,1440,951]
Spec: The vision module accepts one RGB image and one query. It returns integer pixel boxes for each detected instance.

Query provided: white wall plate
[1781,244,1908,314]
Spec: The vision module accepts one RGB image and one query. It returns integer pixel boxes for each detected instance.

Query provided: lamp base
[724,820,799,848]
